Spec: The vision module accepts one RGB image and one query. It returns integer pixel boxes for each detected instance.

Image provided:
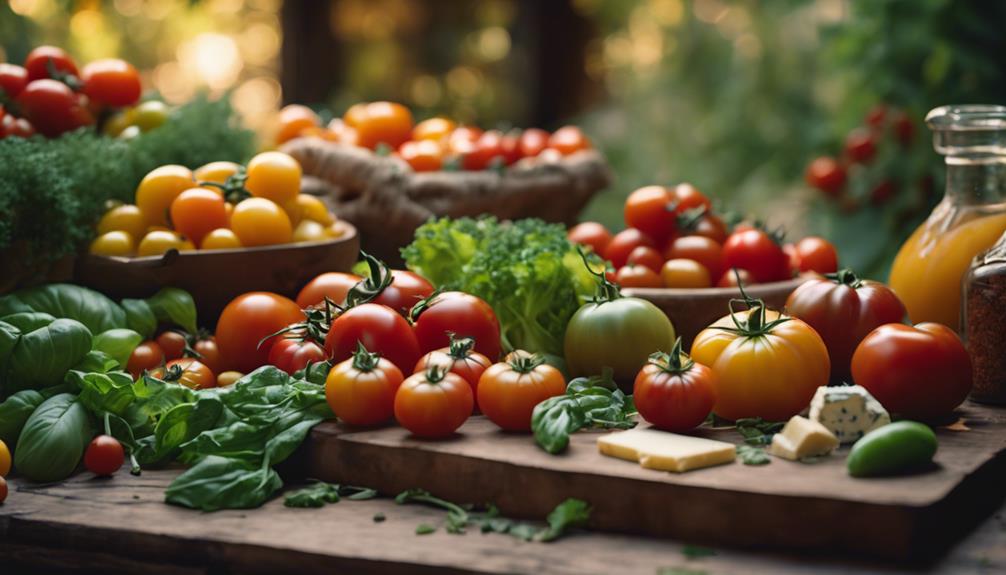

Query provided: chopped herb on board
[737,445,771,465]
[373,513,386,523]
[416,524,436,535]
[735,417,785,446]
[283,482,378,508]
[681,544,717,558]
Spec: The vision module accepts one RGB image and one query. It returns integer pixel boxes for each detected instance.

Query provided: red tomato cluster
[275,102,592,173]
[126,328,225,388]
[568,184,839,289]
[0,46,142,139]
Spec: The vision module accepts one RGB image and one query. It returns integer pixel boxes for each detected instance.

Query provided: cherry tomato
[216,292,305,373]
[410,291,502,361]
[194,161,241,185]
[170,188,228,246]
[398,139,444,172]
[615,264,662,288]
[395,365,473,438]
[518,128,549,157]
[634,343,717,432]
[661,259,711,288]
[604,228,657,269]
[722,229,788,284]
[269,337,327,375]
[371,270,435,316]
[17,79,91,137]
[136,230,184,257]
[717,267,756,288]
[0,476,6,503]
[325,303,422,373]
[786,269,907,382]
[231,198,293,246]
[845,128,877,163]
[217,371,243,387]
[0,63,28,98]
[477,352,565,431]
[297,272,363,308]
[276,104,320,144]
[88,230,134,256]
[135,165,195,227]
[567,222,612,255]
[626,245,663,273]
[201,228,242,250]
[97,204,146,241]
[414,336,492,401]
[162,358,215,390]
[245,151,302,205]
[500,130,522,165]
[130,100,170,132]
[680,212,728,244]
[326,344,404,426]
[624,186,675,243]
[548,126,591,155]
[462,129,505,170]
[126,340,165,380]
[671,183,712,213]
[851,323,972,420]
[870,180,897,205]
[412,117,456,142]
[80,59,141,107]
[0,440,9,477]
[83,435,124,476]
[193,336,223,374]
[24,45,79,81]
[0,114,35,138]
[805,156,846,197]
[351,101,413,150]
[865,104,887,128]
[664,236,723,280]
[792,236,838,274]
[156,330,188,361]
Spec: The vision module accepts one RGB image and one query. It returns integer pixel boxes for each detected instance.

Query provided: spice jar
[963,231,1006,404]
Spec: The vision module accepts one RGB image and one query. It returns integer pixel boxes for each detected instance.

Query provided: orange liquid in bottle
[889,205,1006,330]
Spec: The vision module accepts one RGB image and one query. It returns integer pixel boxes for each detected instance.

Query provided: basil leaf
[147,287,198,334]
[92,329,143,369]
[120,298,157,339]
[0,283,126,333]
[531,395,584,454]
[8,318,92,391]
[1,312,56,332]
[14,393,93,482]
[0,320,21,369]
[165,455,282,511]
[534,498,591,542]
[737,445,771,465]
[74,371,137,416]
[0,389,45,446]
[284,482,342,508]
[156,396,226,460]
[71,350,121,374]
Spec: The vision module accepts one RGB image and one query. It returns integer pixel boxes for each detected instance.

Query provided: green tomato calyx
[424,363,449,384]
[719,274,790,338]
[199,166,251,204]
[446,333,476,360]
[351,341,381,372]
[826,268,864,289]
[508,352,546,374]
[647,338,694,375]
[344,251,394,309]
[578,247,620,303]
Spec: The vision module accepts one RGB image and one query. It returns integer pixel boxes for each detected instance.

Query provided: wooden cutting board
[301,401,1006,562]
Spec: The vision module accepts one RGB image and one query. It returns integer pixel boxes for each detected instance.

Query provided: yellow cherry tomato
[194,161,242,186]
[97,204,146,240]
[325,220,351,239]
[0,439,12,477]
[412,117,457,142]
[217,370,244,387]
[137,230,184,257]
[104,110,131,137]
[660,259,712,289]
[135,165,195,227]
[293,219,327,243]
[201,228,242,250]
[284,194,334,227]
[231,198,292,247]
[89,230,135,256]
[131,100,170,132]
[179,239,196,251]
[245,151,301,205]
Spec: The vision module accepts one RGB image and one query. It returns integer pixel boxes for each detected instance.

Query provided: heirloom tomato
[690,300,830,421]
[410,291,501,360]
[216,292,304,373]
[604,228,657,269]
[722,228,788,283]
[326,343,404,426]
[785,269,906,382]
[296,272,362,308]
[81,59,141,107]
[414,335,492,400]
[325,303,421,373]
[634,340,717,432]
[394,365,473,438]
[83,435,124,476]
[567,221,612,255]
[477,352,565,431]
[851,322,972,420]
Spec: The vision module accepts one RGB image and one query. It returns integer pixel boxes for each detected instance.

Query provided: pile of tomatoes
[0,45,146,139]
[568,184,839,289]
[89,151,346,257]
[275,102,592,173]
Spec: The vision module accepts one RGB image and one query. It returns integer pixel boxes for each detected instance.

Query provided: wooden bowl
[74,224,360,326]
[623,276,811,348]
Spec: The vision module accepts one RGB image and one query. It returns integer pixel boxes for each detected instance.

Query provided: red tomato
[615,264,662,288]
[664,236,723,281]
[804,156,846,197]
[548,126,591,155]
[845,128,877,163]
[216,292,305,373]
[398,139,444,172]
[81,59,141,107]
[518,128,549,157]
[722,229,788,283]
[634,346,717,432]
[604,228,656,269]
[462,129,505,170]
[870,180,897,205]
[477,352,566,431]
[626,245,663,273]
[326,344,404,426]
[410,291,502,361]
[371,270,435,316]
[865,104,887,128]
[624,186,675,243]
[567,221,613,255]
[394,366,473,438]
[296,272,363,308]
[0,63,28,98]
[17,79,92,137]
[792,236,838,274]
[163,358,216,390]
[325,303,421,373]
[786,269,907,382]
[716,268,756,288]
[892,111,914,145]
[851,323,972,420]
[126,341,164,380]
[156,330,187,361]
[0,114,35,138]
[671,183,711,213]
[83,435,124,476]
[193,336,223,374]
[499,130,522,165]
[414,336,492,401]
[268,337,326,375]
[24,46,79,81]
[679,212,728,244]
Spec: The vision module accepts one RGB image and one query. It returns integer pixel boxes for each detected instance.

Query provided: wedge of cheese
[769,416,839,461]
[597,428,736,472]
[809,385,890,444]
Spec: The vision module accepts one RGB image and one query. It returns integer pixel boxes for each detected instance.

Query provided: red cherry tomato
[679,212,728,244]
[851,322,972,420]
[805,156,846,197]
[161,358,216,390]
[126,340,165,380]
[634,346,717,432]
[548,126,591,155]
[567,221,613,255]
[462,129,505,170]
[671,183,711,213]
[325,303,422,373]
[604,228,657,269]
[410,291,502,361]
[0,63,28,98]
[414,335,492,402]
[81,59,141,107]
[792,236,838,274]
[722,229,788,283]
[156,330,187,361]
[716,268,756,288]
[845,128,877,163]
[625,245,663,273]
[394,366,473,438]
[268,336,327,375]
[24,45,79,81]
[892,111,914,145]
[500,130,522,165]
[624,186,675,243]
[518,128,549,157]
[216,292,305,373]
[865,104,887,128]
[0,114,35,138]
[84,435,125,476]
[664,236,723,281]
[371,270,435,316]
[17,79,92,137]
[615,264,662,288]
[297,272,363,308]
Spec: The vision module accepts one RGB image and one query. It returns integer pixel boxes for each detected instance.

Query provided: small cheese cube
[809,385,891,444]
[597,428,736,472]
[769,416,839,461]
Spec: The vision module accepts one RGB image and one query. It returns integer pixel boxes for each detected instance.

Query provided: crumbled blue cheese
[808,385,891,444]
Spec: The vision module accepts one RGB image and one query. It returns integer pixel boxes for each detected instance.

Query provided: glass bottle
[963,232,1006,404]
[889,105,1006,331]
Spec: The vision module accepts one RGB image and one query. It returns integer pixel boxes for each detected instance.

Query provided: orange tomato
[296,271,362,308]
[664,236,723,281]
[159,358,215,390]
[326,344,405,426]
[616,264,663,288]
[276,104,320,144]
[394,366,473,438]
[661,259,711,288]
[412,117,456,142]
[231,198,292,246]
[476,352,565,431]
[194,161,241,185]
[284,193,334,227]
[347,101,413,150]
[170,188,228,246]
[245,151,302,205]
[548,126,591,155]
[135,165,195,227]
[567,221,613,255]
[398,139,444,172]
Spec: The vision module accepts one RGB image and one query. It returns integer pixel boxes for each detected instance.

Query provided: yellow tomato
[135,165,195,227]
[194,161,242,186]
[690,306,830,421]
[231,198,292,246]
[293,219,327,243]
[89,231,135,256]
[284,194,334,227]
[245,151,301,205]
[412,117,457,142]
[137,230,184,257]
[103,110,131,137]
[201,228,242,250]
[324,220,351,239]
[217,370,244,387]
[661,259,712,288]
[97,204,146,240]
[179,239,196,251]
[0,439,11,477]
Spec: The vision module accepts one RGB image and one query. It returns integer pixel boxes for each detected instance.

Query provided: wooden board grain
[302,401,1006,561]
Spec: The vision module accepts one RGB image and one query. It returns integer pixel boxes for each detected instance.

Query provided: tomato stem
[718,272,790,338]
[200,167,251,204]
[351,341,380,372]
[508,352,546,374]
[446,333,476,360]
[647,338,695,375]
[344,251,394,309]
[408,288,445,324]
[578,247,620,303]
[826,268,864,289]
[424,363,448,384]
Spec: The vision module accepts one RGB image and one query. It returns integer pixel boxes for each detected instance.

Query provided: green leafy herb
[681,545,717,559]
[737,445,771,465]
[415,524,436,535]
[531,368,636,454]
[146,288,198,335]
[14,393,92,482]
[284,482,378,508]
[92,329,143,369]
[3,317,92,393]
[735,417,785,446]
[0,389,45,446]
[121,299,157,339]
[535,498,592,542]
[0,284,125,334]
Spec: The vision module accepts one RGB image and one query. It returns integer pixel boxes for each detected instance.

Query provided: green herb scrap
[737,445,771,466]
[531,368,636,454]
[284,482,378,508]
[735,417,785,446]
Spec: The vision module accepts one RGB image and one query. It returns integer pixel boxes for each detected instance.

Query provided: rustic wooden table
[1,468,1004,575]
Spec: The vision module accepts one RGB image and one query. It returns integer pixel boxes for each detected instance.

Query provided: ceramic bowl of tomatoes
[568,183,840,346]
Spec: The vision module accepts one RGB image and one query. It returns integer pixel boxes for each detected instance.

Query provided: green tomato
[563,297,676,389]
[130,100,170,132]
[846,421,938,477]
